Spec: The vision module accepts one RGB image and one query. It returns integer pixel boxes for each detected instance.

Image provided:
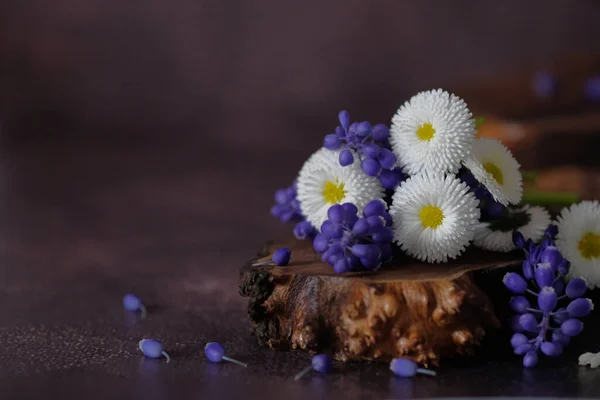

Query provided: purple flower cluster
[323,110,405,189]
[271,181,303,223]
[504,227,593,367]
[313,200,394,274]
[270,181,317,240]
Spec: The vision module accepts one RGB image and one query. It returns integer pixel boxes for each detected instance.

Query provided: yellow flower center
[578,231,600,260]
[416,123,436,141]
[419,205,444,229]
[483,162,504,185]
[322,180,346,204]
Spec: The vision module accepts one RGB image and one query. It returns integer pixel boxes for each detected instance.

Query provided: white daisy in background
[579,351,600,368]
[390,172,480,263]
[473,205,551,252]
[390,89,476,175]
[462,138,523,206]
[296,147,384,229]
[555,201,600,288]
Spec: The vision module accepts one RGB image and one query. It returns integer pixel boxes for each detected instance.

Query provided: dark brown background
[1,1,600,399]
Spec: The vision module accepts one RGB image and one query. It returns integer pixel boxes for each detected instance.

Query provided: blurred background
[1,1,600,396]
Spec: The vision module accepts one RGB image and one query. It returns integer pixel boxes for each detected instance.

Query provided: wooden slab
[239,236,522,366]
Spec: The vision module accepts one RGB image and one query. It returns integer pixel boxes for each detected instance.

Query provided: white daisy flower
[390,172,480,263]
[555,201,600,288]
[579,351,600,368]
[296,147,384,229]
[462,138,523,206]
[390,89,476,175]
[473,205,551,252]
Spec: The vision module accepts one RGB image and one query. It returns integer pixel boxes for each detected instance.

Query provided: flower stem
[521,189,579,206]
[521,170,538,183]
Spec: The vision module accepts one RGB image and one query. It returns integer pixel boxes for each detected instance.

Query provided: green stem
[521,189,580,206]
[521,170,538,183]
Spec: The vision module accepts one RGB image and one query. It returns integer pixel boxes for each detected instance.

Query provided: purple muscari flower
[294,354,333,380]
[534,263,554,288]
[506,231,593,367]
[389,358,436,377]
[513,231,526,249]
[271,181,303,223]
[272,248,291,266]
[324,111,401,187]
[566,278,588,299]
[293,221,316,240]
[544,224,558,239]
[313,200,394,273]
[532,71,557,99]
[540,246,562,270]
[585,75,600,102]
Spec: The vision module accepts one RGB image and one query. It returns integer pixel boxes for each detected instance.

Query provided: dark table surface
[0,135,599,400]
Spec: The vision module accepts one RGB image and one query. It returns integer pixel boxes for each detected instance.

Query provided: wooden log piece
[239,236,522,366]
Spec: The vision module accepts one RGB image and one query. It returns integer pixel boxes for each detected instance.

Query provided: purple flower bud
[585,75,600,102]
[327,204,345,224]
[339,149,354,166]
[566,278,587,299]
[313,234,329,253]
[540,246,562,270]
[371,226,394,244]
[378,148,397,169]
[389,358,417,377]
[567,298,594,317]
[275,189,292,204]
[321,221,343,239]
[487,201,505,219]
[333,258,350,274]
[355,121,371,136]
[351,244,381,260]
[361,157,381,177]
[352,218,370,237]
[272,248,291,266]
[529,245,542,264]
[551,331,571,346]
[379,169,400,189]
[519,313,539,332]
[360,255,381,270]
[366,215,385,229]
[335,126,345,136]
[509,296,531,314]
[523,351,538,368]
[522,260,534,280]
[541,341,563,357]
[553,277,566,296]
[322,244,343,264]
[561,318,583,337]
[204,342,224,362]
[371,124,389,141]
[345,212,359,229]
[362,143,381,158]
[534,263,555,288]
[558,259,570,275]
[338,110,350,130]
[346,254,360,269]
[510,333,528,348]
[532,71,556,98]
[363,200,386,217]
[341,202,358,216]
[324,134,342,150]
[270,204,286,217]
[542,238,555,248]
[503,272,528,294]
[544,224,558,238]
[514,343,534,355]
[293,221,314,240]
[311,354,333,373]
[538,286,558,312]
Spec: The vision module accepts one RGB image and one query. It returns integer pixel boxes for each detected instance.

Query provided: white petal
[390,89,476,175]
[555,200,600,288]
[296,147,384,230]
[474,206,551,252]
[390,172,480,263]
[462,138,523,205]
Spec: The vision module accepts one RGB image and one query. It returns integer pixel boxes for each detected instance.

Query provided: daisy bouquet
[269,89,600,368]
